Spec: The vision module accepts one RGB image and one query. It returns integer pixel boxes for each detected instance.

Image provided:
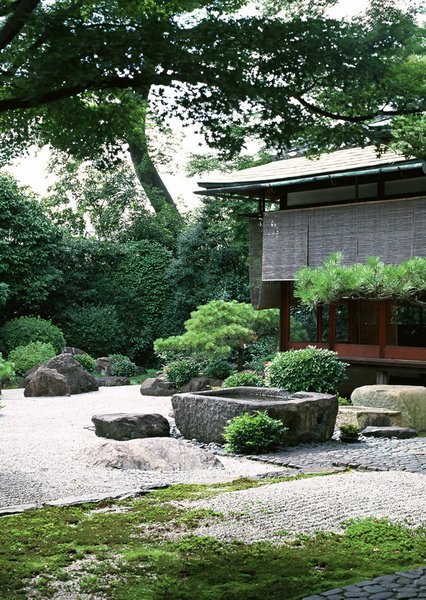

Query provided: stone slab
[336,405,407,429]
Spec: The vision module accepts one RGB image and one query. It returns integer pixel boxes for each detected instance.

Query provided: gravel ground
[184,470,426,543]
[0,386,283,508]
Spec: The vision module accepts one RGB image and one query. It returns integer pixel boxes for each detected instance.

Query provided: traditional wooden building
[196,146,426,387]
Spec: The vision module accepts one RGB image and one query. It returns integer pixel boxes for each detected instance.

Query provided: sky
[2,0,379,211]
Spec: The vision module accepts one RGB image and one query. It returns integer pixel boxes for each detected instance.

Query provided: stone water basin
[171,387,338,446]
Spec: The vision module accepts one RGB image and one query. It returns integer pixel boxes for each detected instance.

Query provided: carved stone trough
[171,387,338,446]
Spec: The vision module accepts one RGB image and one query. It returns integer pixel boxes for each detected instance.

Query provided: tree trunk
[127,88,182,221]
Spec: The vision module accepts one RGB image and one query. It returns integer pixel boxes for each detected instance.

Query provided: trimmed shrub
[201,359,233,380]
[109,354,137,378]
[8,342,56,375]
[0,316,65,355]
[164,358,200,388]
[222,371,264,388]
[59,305,125,357]
[223,410,286,454]
[266,346,348,394]
[74,353,97,374]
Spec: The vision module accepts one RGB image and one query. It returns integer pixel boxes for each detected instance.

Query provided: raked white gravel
[0,386,282,508]
[183,470,426,542]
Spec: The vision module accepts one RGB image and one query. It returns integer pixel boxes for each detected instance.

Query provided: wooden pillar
[279,281,291,351]
[316,305,323,343]
[378,300,387,358]
[328,304,336,350]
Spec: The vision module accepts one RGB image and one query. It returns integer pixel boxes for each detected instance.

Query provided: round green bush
[8,341,56,375]
[164,357,200,388]
[109,354,137,377]
[266,346,348,394]
[74,353,97,374]
[222,371,264,388]
[0,316,65,355]
[223,410,286,454]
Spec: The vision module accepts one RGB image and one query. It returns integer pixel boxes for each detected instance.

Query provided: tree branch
[0,0,40,52]
[296,95,424,123]
[0,73,172,112]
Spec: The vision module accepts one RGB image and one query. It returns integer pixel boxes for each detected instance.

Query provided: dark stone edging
[0,484,169,517]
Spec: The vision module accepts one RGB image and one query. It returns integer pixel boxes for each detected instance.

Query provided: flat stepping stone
[337,405,406,430]
[92,413,170,441]
[361,426,418,439]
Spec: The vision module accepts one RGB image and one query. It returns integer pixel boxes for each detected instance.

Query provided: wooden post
[316,305,323,343]
[328,304,336,350]
[279,281,291,351]
[378,300,387,358]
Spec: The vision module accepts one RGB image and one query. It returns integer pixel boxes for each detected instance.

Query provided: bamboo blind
[259,197,426,281]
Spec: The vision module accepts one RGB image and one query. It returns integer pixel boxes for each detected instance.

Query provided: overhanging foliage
[294,253,426,308]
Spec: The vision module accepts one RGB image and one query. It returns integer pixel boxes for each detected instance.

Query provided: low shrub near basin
[223,410,286,454]
[266,346,348,394]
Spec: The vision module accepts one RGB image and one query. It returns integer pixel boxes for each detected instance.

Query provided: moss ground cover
[1,477,425,600]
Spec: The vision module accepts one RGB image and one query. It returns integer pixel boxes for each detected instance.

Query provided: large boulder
[172,387,338,446]
[24,367,71,397]
[76,437,223,471]
[351,385,426,434]
[95,357,116,376]
[180,377,223,393]
[92,413,170,441]
[140,376,178,397]
[24,353,99,396]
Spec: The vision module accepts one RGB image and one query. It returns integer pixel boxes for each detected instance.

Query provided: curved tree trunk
[128,88,182,221]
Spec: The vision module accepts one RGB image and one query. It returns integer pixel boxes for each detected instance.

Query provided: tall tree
[0,0,423,217]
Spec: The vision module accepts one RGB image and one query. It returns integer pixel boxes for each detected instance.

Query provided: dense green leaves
[0,175,62,317]
[223,410,286,453]
[294,253,426,308]
[0,316,65,355]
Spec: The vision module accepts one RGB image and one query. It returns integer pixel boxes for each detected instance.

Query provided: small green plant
[164,357,200,388]
[222,371,264,388]
[109,354,137,377]
[8,341,56,375]
[266,346,348,394]
[339,424,360,437]
[337,395,352,406]
[0,316,65,355]
[223,410,286,454]
[74,353,97,374]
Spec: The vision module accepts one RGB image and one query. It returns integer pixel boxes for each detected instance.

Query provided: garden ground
[0,385,425,599]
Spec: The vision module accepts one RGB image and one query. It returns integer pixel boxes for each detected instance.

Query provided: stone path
[246,436,426,474]
[303,566,426,599]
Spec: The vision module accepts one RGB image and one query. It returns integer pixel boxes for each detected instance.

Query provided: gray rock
[92,413,170,440]
[180,377,223,393]
[95,357,116,376]
[24,354,99,396]
[96,376,130,387]
[76,437,224,471]
[351,385,426,434]
[172,387,338,445]
[361,426,418,439]
[63,347,86,356]
[24,367,71,397]
[140,376,178,396]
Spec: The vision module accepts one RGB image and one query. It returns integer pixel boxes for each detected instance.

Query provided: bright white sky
[1,0,381,210]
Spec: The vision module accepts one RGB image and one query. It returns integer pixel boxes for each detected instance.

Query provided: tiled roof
[198,146,413,188]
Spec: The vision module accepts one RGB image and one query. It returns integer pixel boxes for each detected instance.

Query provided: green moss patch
[1,478,425,599]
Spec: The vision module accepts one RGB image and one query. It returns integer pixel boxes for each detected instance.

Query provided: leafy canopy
[0,0,423,165]
[294,253,426,308]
